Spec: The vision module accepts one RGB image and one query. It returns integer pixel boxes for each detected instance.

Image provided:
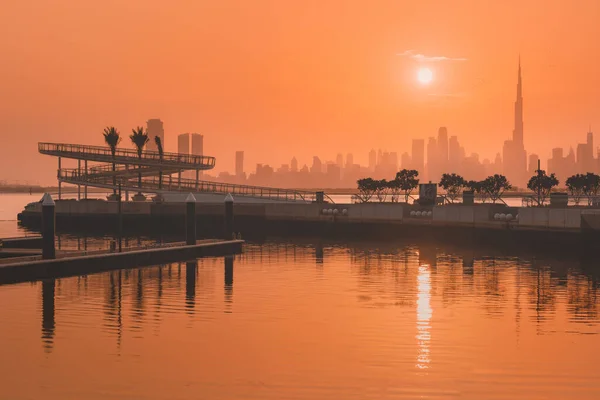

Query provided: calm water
[1,194,600,399]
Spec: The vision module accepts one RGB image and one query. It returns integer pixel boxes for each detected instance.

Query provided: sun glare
[417,68,433,85]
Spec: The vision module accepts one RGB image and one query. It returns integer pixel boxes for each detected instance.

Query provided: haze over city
[1,0,599,186]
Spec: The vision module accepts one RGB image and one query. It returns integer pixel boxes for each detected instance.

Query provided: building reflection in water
[41,279,56,352]
[185,261,197,313]
[416,264,432,370]
[224,255,234,313]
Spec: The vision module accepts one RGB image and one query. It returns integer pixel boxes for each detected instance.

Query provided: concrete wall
[517,208,582,229]
[432,205,491,224]
[265,203,321,220]
[345,203,404,222]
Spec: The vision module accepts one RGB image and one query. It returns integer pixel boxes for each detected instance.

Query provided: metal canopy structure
[40,142,330,203]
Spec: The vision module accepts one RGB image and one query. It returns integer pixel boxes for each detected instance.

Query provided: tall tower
[146,119,164,151]
[513,57,524,145]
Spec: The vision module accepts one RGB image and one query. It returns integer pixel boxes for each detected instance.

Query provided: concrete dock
[17,199,600,236]
[0,239,243,285]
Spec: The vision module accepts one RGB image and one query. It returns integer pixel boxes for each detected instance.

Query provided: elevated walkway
[40,142,333,203]
[39,142,215,170]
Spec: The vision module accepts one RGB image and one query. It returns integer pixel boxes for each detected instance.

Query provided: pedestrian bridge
[40,142,332,203]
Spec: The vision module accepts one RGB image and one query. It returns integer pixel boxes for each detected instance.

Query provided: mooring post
[117,184,123,252]
[41,193,56,259]
[224,193,234,239]
[186,193,197,245]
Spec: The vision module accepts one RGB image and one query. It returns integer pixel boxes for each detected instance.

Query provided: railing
[39,142,216,169]
[58,170,334,202]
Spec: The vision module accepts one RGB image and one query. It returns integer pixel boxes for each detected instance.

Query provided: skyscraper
[146,119,164,151]
[528,153,539,175]
[191,133,203,156]
[235,151,244,177]
[368,149,376,171]
[448,135,461,173]
[426,137,438,182]
[502,58,527,186]
[437,127,449,172]
[336,153,344,168]
[411,139,425,175]
[346,153,354,167]
[177,133,190,155]
[291,157,298,172]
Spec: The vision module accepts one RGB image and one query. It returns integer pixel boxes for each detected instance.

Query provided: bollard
[41,193,56,259]
[186,193,197,245]
[224,193,234,239]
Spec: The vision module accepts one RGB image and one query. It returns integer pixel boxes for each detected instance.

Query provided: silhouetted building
[411,139,425,175]
[235,151,244,178]
[336,153,344,168]
[401,152,411,169]
[191,133,203,156]
[146,119,164,151]
[368,149,376,171]
[177,133,190,155]
[426,137,438,181]
[291,157,298,172]
[502,59,527,186]
[528,153,539,175]
[437,127,449,173]
[311,156,322,174]
[448,135,461,173]
[346,153,354,168]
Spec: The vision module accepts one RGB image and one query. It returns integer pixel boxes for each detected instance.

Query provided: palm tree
[130,126,149,192]
[155,136,164,189]
[103,126,121,196]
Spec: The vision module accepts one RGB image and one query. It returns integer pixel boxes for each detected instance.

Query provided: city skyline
[2,1,599,185]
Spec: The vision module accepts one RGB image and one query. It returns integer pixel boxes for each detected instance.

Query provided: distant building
[448,135,461,173]
[291,157,298,172]
[411,139,425,176]
[346,153,354,168]
[310,156,322,174]
[426,137,437,182]
[437,127,449,173]
[368,149,376,171]
[177,133,190,155]
[146,119,164,151]
[191,133,203,156]
[235,151,244,177]
[400,152,411,170]
[528,153,539,175]
[336,153,344,168]
[502,59,527,186]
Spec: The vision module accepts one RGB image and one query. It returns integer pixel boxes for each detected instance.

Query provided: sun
[417,67,433,85]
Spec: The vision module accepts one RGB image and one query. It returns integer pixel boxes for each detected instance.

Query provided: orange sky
[1,0,599,184]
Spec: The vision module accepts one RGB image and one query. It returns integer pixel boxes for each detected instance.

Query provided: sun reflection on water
[416,264,432,370]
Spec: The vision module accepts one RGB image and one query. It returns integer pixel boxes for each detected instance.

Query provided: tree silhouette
[394,169,420,203]
[130,126,149,191]
[527,170,559,206]
[356,178,377,203]
[103,126,121,196]
[482,174,511,204]
[439,173,466,202]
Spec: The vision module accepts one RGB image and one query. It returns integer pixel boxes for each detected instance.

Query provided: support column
[178,171,182,189]
[186,193,197,245]
[125,164,129,202]
[57,157,62,200]
[84,160,88,199]
[195,170,199,191]
[117,184,123,252]
[224,193,234,239]
[77,159,81,201]
[41,193,56,259]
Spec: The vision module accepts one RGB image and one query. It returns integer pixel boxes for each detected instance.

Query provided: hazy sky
[1,0,599,184]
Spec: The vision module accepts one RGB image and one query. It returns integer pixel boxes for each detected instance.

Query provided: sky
[1,0,599,184]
